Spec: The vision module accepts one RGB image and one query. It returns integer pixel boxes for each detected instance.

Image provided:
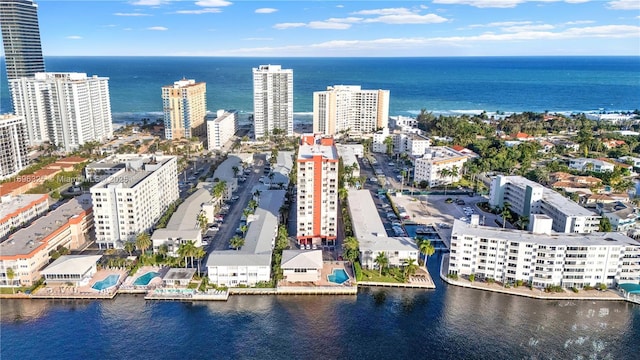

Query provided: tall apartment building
[252,65,293,139]
[0,194,93,287]
[448,215,640,289]
[89,154,179,249]
[162,79,206,140]
[296,135,339,246]
[10,72,113,151]
[489,175,600,234]
[0,0,45,81]
[313,85,389,136]
[206,109,237,150]
[414,147,468,187]
[0,114,29,179]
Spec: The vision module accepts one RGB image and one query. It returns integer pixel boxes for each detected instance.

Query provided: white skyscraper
[0,0,45,81]
[313,85,389,136]
[252,65,293,139]
[10,72,113,151]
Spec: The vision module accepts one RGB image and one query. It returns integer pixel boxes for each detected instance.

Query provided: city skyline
[0,0,637,57]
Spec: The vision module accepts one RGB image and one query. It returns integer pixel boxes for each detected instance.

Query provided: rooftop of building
[452,219,639,247]
[0,193,49,223]
[498,175,596,217]
[213,153,253,182]
[41,255,102,275]
[0,194,92,258]
[0,181,31,197]
[282,250,323,269]
[166,188,212,231]
[298,134,338,161]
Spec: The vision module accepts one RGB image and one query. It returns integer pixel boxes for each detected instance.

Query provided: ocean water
[2,258,640,360]
[1,56,639,125]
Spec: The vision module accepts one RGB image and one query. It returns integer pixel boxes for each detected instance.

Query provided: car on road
[231,195,239,201]
[456,199,466,205]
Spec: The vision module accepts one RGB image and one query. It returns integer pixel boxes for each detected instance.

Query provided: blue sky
[26,0,640,56]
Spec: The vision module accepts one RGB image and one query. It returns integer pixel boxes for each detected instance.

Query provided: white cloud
[195,0,232,7]
[114,12,151,16]
[336,4,344,8]
[501,24,555,32]
[175,8,221,14]
[470,21,533,28]
[66,35,83,40]
[351,8,414,16]
[147,26,168,31]
[607,0,640,10]
[564,20,595,25]
[255,8,277,14]
[363,13,448,24]
[433,0,590,8]
[308,21,352,30]
[243,37,274,41]
[102,24,118,28]
[123,28,133,31]
[130,0,167,5]
[274,22,306,30]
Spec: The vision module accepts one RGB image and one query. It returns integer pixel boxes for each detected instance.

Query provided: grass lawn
[360,269,404,283]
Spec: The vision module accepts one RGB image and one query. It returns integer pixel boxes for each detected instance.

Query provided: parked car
[231,195,239,201]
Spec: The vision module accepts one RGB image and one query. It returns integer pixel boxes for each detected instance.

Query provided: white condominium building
[448,216,640,289]
[162,78,207,140]
[90,154,179,249]
[0,114,29,180]
[313,85,389,136]
[489,175,600,234]
[372,127,390,153]
[413,147,468,187]
[10,72,113,151]
[296,134,339,246]
[405,133,431,156]
[252,65,293,139]
[206,110,237,150]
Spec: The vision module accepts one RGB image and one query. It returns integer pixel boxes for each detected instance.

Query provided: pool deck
[119,266,166,294]
[31,269,128,300]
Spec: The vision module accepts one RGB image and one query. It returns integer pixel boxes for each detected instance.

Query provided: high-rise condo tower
[252,65,293,139]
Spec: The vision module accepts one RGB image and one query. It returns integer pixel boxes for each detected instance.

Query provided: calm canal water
[2,257,640,359]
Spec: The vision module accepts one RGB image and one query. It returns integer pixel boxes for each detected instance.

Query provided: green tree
[230,235,245,251]
[417,237,435,266]
[383,136,394,155]
[193,246,206,275]
[342,236,360,262]
[515,215,530,231]
[124,241,135,256]
[197,212,208,234]
[240,224,248,237]
[374,252,389,275]
[232,166,240,177]
[212,180,227,200]
[403,258,418,281]
[6,267,15,293]
[135,233,152,255]
[599,217,612,232]
[500,202,512,228]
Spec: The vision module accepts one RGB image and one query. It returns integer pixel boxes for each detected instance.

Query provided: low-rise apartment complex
[414,147,468,187]
[347,189,418,269]
[89,154,179,249]
[0,195,93,286]
[490,175,600,233]
[448,215,640,289]
[0,193,49,240]
[206,190,285,286]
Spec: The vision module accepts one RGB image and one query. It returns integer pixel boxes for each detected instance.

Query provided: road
[206,153,267,252]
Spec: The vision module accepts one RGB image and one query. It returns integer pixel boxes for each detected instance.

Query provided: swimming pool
[133,272,159,286]
[327,269,349,284]
[92,274,120,291]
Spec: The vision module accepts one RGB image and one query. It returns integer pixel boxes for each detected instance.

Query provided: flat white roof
[282,250,323,269]
[452,219,640,247]
[41,255,102,275]
[166,188,211,230]
[0,194,49,221]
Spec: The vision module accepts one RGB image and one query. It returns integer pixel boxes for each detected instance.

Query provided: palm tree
[232,166,240,177]
[417,237,435,267]
[438,168,452,195]
[157,244,168,259]
[212,180,227,200]
[240,224,248,237]
[229,235,244,251]
[248,199,258,211]
[449,165,460,185]
[515,215,529,230]
[193,246,206,275]
[403,258,419,281]
[6,267,15,293]
[500,202,512,228]
[177,242,190,268]
[135,233,152,255]
[383,136,394,155]
[612,179,635,193]
[338,187,348,201]
[124,241,135,256]
[342,236,359,262]
[374,252,389,275]
[253,189,261,201]
[197,212,208,234]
